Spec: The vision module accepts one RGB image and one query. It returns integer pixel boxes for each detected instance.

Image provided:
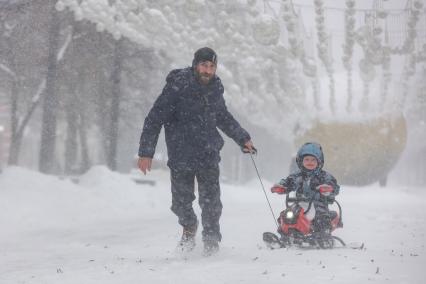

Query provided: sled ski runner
[263,232,363,250]
[263,231,346,249]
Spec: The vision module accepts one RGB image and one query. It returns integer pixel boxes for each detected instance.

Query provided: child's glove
[271,184,286,194]
[316,184,333,196]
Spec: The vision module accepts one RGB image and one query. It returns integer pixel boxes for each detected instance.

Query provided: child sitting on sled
[270,142,340,232]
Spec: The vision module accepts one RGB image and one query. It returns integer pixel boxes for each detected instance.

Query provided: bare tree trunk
[64,94,78,174]
[76,64,91,173]
[63,23,79,175]
[7,77,19,165]
[91,33,109,165]
[78,110,91,173]
[39,0,60,174]
[105,38,123,171]
[4,28,21,166]
[8,79,45,165]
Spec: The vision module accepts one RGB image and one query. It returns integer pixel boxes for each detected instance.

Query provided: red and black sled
[263,192,345,249]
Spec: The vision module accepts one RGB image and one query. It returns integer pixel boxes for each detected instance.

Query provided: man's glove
[271,184,286,194]
[242,145,257,154]
[316,184,333,197]
[241,140,257,154]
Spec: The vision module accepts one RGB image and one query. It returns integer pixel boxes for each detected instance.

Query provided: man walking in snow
[137,47,255,255]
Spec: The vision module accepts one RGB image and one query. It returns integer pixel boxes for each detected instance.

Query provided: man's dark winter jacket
[138,67,250,170]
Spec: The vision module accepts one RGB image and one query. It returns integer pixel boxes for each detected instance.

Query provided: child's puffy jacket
[277,169,340,202]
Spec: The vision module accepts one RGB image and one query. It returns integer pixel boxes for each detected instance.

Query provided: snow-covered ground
[1,165,425,284]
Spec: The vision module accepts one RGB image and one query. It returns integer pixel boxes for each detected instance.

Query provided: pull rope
[249,153,279,228]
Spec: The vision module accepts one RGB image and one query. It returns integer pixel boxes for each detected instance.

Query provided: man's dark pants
[170,164,223,242]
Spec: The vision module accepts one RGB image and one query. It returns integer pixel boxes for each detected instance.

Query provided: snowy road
[1,166,425,284]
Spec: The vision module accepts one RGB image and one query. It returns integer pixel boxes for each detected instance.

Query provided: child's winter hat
[192,47,217,67]
[296,142,324,170]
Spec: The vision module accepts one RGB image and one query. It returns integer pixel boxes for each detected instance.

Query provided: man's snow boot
[178,221,198,252]
[203,240,219,256]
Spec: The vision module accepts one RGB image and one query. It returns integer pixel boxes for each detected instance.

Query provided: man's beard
[195,70,213,85]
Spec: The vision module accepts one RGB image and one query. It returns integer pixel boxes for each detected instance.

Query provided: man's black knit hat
[192,47,217,67]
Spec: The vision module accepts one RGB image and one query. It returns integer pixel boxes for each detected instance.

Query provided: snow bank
[0,166,169,237]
